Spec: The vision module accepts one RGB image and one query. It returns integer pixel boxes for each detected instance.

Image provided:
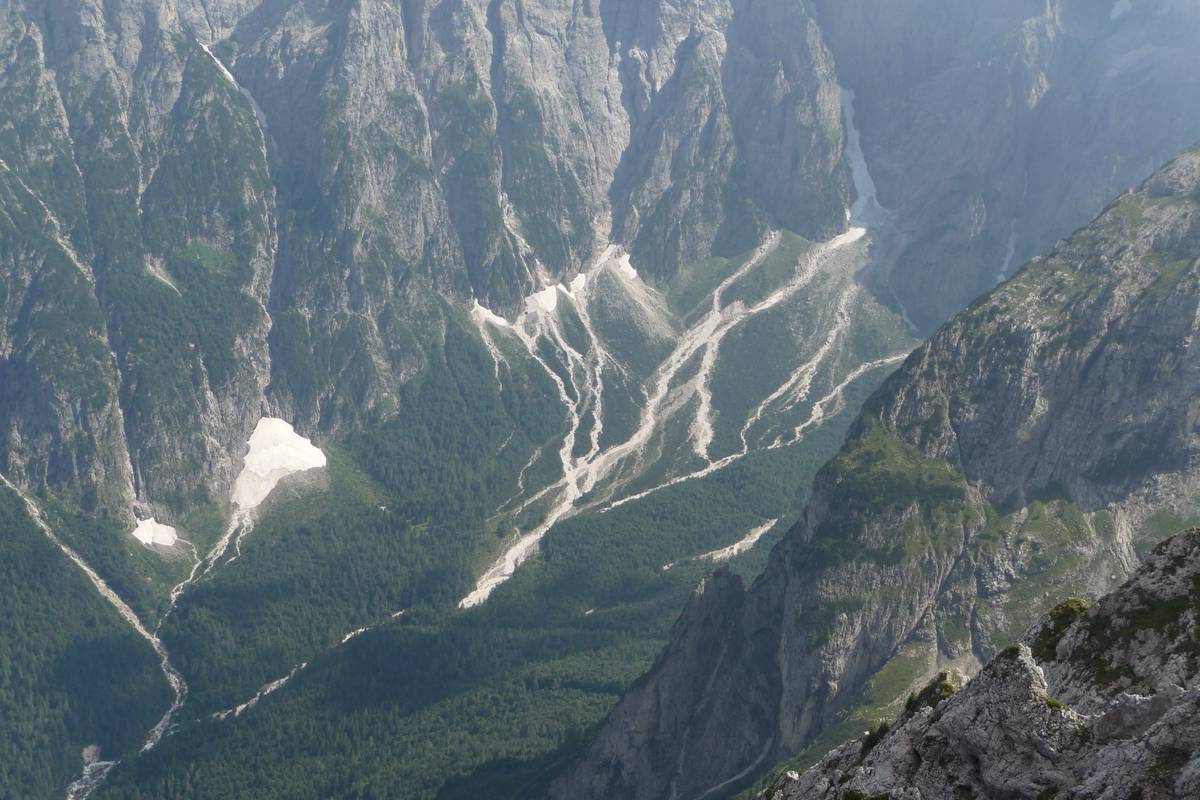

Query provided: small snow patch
[132,518,178,547]
[231,418,326,511]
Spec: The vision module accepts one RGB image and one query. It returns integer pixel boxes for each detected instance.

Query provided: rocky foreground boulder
[764,528,1200,800]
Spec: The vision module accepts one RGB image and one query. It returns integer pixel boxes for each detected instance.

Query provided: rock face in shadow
[814,0,1200,331]
[549,150,1200,800]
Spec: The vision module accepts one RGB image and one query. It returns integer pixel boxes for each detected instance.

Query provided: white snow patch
[1111,0,1132,19]
[595,243,639,282]
[131,518,178,548]
[230,418,326,512]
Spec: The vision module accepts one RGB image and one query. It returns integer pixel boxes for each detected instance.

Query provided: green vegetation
[163,315,564,711]
[825,419,965,516]
[859,720,891,756]
[1140,509,1200,557]
[904,670,963,715]
[1031,598,1090,662]
[497,86,592,270]
[1081,589,1197,687]
[719,232,813,308]
[667,251,748,319]
[97,412,849,799]
[434,78,530,305]
[0,486,170,799]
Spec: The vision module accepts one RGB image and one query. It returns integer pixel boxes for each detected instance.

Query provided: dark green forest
[0,488,169,800]
[93,370,872,800]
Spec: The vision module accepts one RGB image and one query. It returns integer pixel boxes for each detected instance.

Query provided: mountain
[549,147,1200,800]
[817,0,1200,330]
[765,526,1200,800]
[0,0,852,515]
[2,1,1200,798]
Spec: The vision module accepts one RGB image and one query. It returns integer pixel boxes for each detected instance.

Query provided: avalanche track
[459,86,910,608]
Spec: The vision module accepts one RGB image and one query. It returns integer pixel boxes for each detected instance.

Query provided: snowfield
[131,518,178,547]
[231,418,327,512]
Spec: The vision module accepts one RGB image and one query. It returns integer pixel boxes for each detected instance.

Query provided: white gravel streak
[0,159,95,284]
[663,519,780,571]
[0,475,187,800]
[700,518,779,563]
[463,85,905,607]
[211,662,308,721]
[197,40,272,147]
[775,353,911,448]
[462,230,867,606]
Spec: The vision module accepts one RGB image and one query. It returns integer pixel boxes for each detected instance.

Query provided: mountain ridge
[548,145,1200,800]
[764,526,1200,800]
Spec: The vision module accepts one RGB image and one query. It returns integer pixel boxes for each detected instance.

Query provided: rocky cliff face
[549,149,1200,800]
[3,0,1198,526]
[0,0,275,515]
[815,0,1200,331]
[765,527,1200,800]
[4,1,1200,798]
[0,0,853,512]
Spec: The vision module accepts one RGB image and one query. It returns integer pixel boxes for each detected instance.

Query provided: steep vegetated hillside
[551,148,1200,800]
[1,1,1199,798]
[0,485,168,800]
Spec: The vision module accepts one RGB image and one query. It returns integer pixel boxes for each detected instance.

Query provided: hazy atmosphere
[2,1,1199,798]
